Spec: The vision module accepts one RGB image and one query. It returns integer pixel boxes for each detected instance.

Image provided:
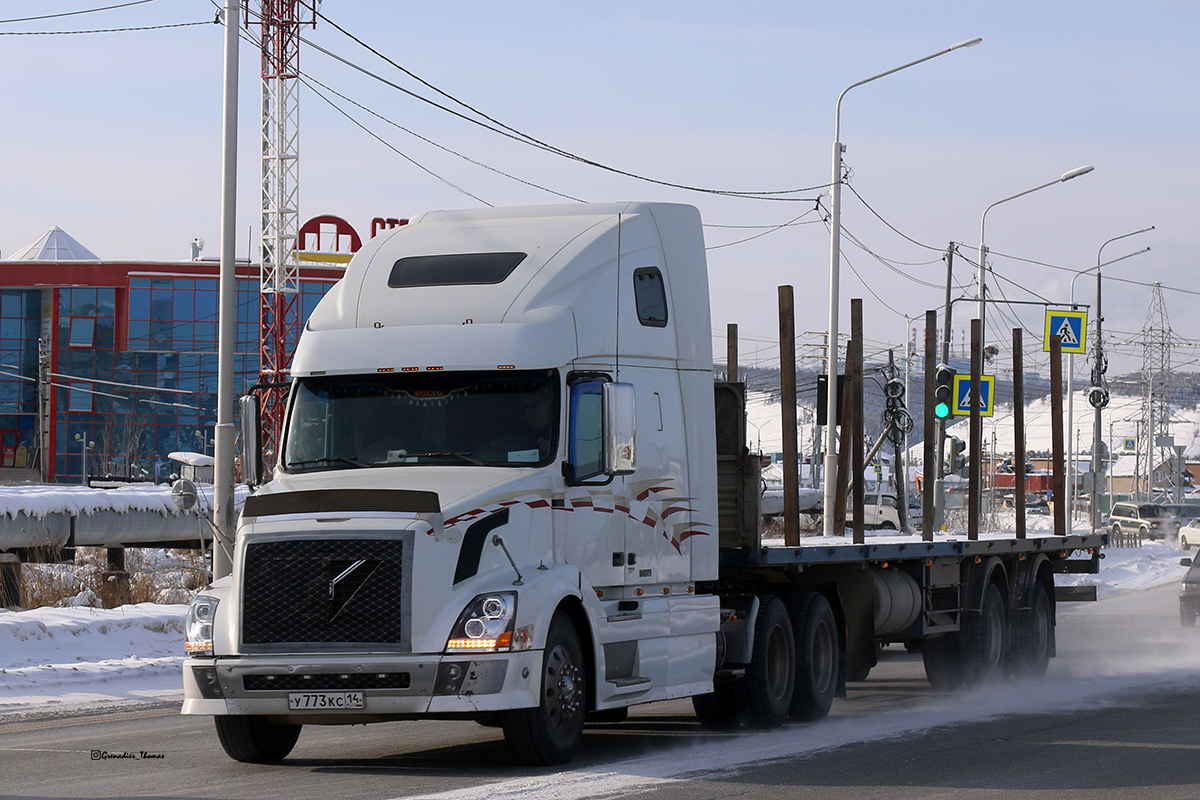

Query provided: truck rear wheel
[786,592,838,722]
[922,632,964,691]
[213,716,301,763]
[962,582,1008,683]
[736,594,795,729]
[1009,581,1052,677]
[501,611,586,766]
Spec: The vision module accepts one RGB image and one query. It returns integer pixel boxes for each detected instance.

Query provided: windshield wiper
[398,451,486,466]
[286,456,367,470]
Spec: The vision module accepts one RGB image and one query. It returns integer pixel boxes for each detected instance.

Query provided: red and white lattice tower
[257,1,318,463]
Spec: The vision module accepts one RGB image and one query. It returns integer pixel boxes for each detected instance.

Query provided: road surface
[3,580,1199,799]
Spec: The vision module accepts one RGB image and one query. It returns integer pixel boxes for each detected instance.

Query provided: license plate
[287,691,364,710]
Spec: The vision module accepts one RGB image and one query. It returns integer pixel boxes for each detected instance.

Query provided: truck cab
[182,203,722,765]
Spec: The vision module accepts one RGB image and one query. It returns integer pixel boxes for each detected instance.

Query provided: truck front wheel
[502,611,586,765]
[736,595,795,729]
[213,716,301,763]
[787,592,839,722]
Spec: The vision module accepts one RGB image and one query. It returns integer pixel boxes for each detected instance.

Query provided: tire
[586,707,629,724]
[922,632,964,691]
[501,611,587,766]
[786,592,839,722]
[962,582,1008,684]
[692,679,743,730]
[213,716,301,763]
[1182,607,1197,628]
[1009,581,1052,678]
[877,521,897,531]
[736,595,795,729]
[1182,534,1191,552]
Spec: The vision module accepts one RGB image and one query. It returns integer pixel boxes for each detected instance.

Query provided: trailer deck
[721,531,1107,568]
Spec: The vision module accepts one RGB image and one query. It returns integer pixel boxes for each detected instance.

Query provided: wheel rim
[544,643,581,733]
[811,617,836,694]
[982,593,1005,668]
[765,623,790,702]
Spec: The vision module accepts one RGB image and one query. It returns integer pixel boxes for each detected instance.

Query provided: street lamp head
[1060,165,1095,182]
[950,37,983,50]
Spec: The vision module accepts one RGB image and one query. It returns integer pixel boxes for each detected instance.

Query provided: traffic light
[950,437,967,472]
[933,363,956,419]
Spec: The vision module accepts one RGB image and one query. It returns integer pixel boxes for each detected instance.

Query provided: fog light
[192,666,224,699]
[434,661,469,696]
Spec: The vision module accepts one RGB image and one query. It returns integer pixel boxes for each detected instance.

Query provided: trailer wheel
[213,716,301,763]
[692,679,743,730]
[922,632,964,691]
[501,611,586,765]
[1009,581,1052,677]
[786,592,838,722]
[962,582,1008,683]
[736,595,795,729]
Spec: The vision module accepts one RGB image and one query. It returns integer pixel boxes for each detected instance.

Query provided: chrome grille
[241,538,406,647]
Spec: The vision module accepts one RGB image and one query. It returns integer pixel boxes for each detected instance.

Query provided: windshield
[281,369,559,473]
[1139,504,1174,519]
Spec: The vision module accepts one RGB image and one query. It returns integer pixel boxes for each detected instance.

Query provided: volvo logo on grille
[328,559,380,619]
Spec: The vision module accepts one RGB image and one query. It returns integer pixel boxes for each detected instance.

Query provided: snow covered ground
[0,539,1191,721]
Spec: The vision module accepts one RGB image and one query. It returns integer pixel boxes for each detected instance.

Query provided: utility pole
[213,0,242,579]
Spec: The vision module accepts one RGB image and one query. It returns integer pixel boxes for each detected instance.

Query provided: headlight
[185,595,219,656]
[445,592,517,652]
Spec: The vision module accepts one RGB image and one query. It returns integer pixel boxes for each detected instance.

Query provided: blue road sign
[952,374,995,417]
[1043,310,1088,354]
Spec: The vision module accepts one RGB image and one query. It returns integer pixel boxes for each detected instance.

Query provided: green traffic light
[934,402,951,419]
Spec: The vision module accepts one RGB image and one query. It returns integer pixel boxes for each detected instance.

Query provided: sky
[2,1,1197,381]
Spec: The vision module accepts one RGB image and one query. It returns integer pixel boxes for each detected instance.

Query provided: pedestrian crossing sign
[1043,310,1088,354]
[952,374,995,417]
[1124,438,1137,451]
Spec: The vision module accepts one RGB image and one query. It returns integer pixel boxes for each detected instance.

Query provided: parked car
[1162,504,1200,524]
[1180,555,1200,626]
[1108,501,1181,541]
[851,491,903,530]
[1181,518,1200,551]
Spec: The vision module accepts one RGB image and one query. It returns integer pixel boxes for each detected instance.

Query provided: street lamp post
[74,433,93,486]
[1088,227,1154,529]
[1063,246,1150,528]
[977,165,1095,349]
[822,36,982,537]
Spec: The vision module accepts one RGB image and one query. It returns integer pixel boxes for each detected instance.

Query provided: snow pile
[0,603,187,715]
[0,482,251,520]
[1058,539,1188,597]
[0,484,188,520]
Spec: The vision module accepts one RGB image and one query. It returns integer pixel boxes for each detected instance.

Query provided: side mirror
[1181,558,1193,568]
[603,382,636,475]
[239,394,262,487]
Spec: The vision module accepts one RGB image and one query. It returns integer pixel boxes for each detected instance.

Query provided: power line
[0,0,158,25]
[0,19,211,35]
[307,11,828,201]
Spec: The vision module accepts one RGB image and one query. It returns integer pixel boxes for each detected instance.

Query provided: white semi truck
[181,202,1103,765]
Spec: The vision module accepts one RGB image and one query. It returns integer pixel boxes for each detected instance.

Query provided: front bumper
[182,651,541,721]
